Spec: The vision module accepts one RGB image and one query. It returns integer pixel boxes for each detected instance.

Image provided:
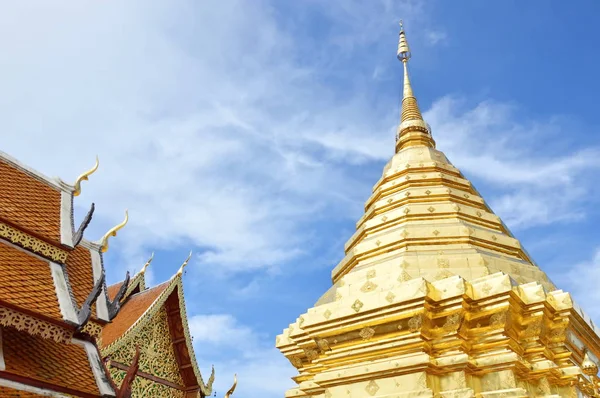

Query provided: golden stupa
[276,23,600,397]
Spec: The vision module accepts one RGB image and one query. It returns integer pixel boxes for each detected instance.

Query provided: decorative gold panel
[0,306,71,343]
[102,277,213,396]
[0,221,68,263]
[109,307,184,387]
[110,368,185,398]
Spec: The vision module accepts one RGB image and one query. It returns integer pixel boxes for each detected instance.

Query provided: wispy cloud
[189,314,295,396]
[561,249,600,320]
[2,1,600,397]
[425,29,448,45]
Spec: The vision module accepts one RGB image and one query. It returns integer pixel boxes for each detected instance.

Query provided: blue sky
[2,1,600,397]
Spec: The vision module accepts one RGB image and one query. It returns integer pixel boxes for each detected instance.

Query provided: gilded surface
[81,320,103,341]
[110,368,184,398]
[0,221,68,263]
[103,277,213,396]
[277,24,600,398]
[0,306,71,343]
[109,307,184,387]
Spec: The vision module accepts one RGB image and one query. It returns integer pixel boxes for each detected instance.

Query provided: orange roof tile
[3,327,100,396]
[0,386,45,397]
[0,159,61,244]
[106,281,123,302]
[101,281,170,348]
[64,245,94,308]
[0,241,63,321]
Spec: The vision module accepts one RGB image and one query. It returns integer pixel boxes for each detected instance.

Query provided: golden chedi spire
[396,22,435,151]
[276,21,600,398]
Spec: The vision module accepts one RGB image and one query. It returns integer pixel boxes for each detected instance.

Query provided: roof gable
[101,276,214,396]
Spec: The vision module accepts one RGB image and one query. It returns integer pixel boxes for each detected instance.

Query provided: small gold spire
[177,250,193,276]
[582,350,598,376]
[397,21,411,61]
[140,252,154,274]
[100,210,128,253]
[73,156,99,197]
[225,374,238,398]
[395,21,435,152]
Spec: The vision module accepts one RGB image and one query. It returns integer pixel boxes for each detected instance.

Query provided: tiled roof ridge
[0,150,74,193]
[101,279,176,354]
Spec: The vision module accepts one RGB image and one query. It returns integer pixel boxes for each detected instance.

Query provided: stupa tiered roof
[277,23,600,397]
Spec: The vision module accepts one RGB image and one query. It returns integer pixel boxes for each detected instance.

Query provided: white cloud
[562,249,600,321]
[423,97,600,229]
[3,2,600,395]
[189,314,295,397]
[425,30,447,45]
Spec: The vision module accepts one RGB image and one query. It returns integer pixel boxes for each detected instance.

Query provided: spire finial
[73,156,99,197]
[100,210,128,253]
[177,251,193,276]
[395,22,435,152]
[140,252,154,274]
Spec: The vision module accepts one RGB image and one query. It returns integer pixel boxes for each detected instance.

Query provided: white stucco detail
[72,339,116,397]
[0,150,72,192]
[49,262,79,324]
[59,191,74,248]
[0,327,5,371]
[0,378,70,397]
[90,249,110,321]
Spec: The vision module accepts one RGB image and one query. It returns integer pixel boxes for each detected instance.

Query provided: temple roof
[0,241,64,322]
[0,151,131,331]
[0,385,50,397]
[2,327,113,397]
[0,157,63,246]
[65,245,96,308]
[101,271,214,395]
[106,281,124,302]
[106,255,151,302]
[101,280,170,347]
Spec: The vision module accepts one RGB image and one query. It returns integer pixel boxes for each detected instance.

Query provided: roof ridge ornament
[73,203,95,247]
[107,271,131,320]
[177,251,193,276]
[76,268,105,328]
[100,210,128,253]
[225,374,238,398]
[73,156,99,196]
[140,252,154,274]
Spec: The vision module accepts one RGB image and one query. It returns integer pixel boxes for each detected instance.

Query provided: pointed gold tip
[395,21,434,152]
[176,250,193,276]
[100,210,128,253]
[140,252,154,274]
[73,156,99,197]
[225,374,238,398]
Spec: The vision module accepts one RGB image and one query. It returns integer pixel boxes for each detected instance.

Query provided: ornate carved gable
[102,277,214,397]
[108,306,186,397]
